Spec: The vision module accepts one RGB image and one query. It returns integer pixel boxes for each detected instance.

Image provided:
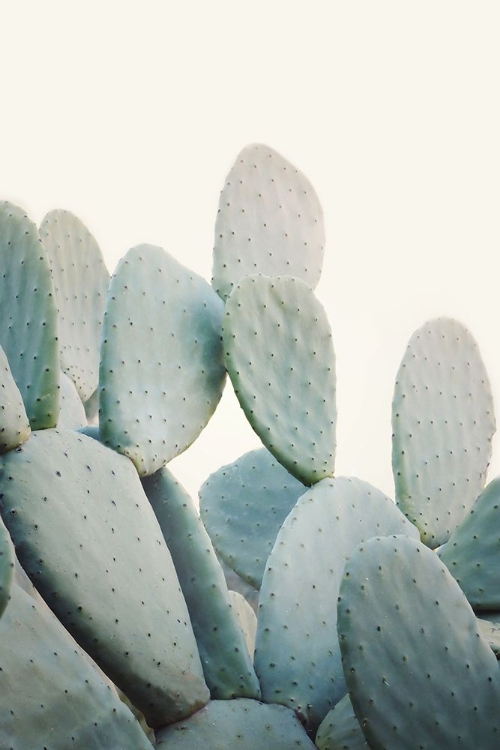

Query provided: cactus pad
[100,244,226,476]
[0,429,209,728]
[392,317,496,548]
[156,698,316,748]
[0,516,14,619]
[0,201,59,428]
[254,476,419,730]
[57,370,87,430]
[338,534,500,749]
[40,209,110,401]
[142,467,261,700]
[0,344,31,452]
[315,693,368,750]
[212,143,325,302]
[223,274,336,484]
[199,447,306,588]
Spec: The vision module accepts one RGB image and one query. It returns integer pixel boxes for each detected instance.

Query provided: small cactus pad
[199,447,306,588]
[0,201,60,428]
[438,477,500,609]
[142,467,261,700]
[212,143,325,302]
[0,581,154,749]
[0,516,14,619]
[40,209,110,401]
[57,370,87,430]
[156,698,316,749]
[254,476,419,730]
[223,275,336,484]
[228,590,257,658]
[315,694,368,750]
[476,614,500,658]
[338,535,500,750]
[100,244,226,476]
[219,556,259,614]
[0,429,209,728]
[0,344,31,452]
[392,317,496,548]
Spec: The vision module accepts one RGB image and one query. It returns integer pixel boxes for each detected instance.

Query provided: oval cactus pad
[0,344,31,453]
[223,275,336,485]
[156,698,316,749]
[392,317,495,548]
[40,209,110,402]
[0,201,59,429]
[254,476,419,731]
[100,244,226,476]
[0,429,209,727]
[199,447,306,588]
[0,516,14,619]
[338,535,500,750]
[212,143,325,301]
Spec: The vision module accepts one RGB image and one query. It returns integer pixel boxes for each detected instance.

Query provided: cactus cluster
[0,144,499,748]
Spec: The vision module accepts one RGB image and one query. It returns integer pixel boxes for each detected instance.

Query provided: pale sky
[2,2,500,501]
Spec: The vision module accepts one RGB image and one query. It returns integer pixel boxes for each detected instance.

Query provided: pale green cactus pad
[315,694,368,750]
[0,429,209,728]
[228,590,257,658]
[199,447,306,588]
[392,317,496,548]
[438,477,500,609]
[0,581,154,749]
[40,209,110,401]
[100,244,226,476]
[142,467,261,700]
[338,535,500,750]
[57,370,87,430]
[0,516,14,619]
[254,477,419,731]
[156,698,316,749]
[223,275,336,484]
[0,344,31,452]
[476,614,500,657]
[0,201,59,428]
[212,143,325,302]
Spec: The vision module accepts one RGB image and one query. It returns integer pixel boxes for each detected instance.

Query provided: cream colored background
[2,1,499,500]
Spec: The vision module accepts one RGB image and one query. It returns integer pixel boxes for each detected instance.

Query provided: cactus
[1,144,500,747]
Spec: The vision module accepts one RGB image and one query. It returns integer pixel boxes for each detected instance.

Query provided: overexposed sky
[2,2,500,500]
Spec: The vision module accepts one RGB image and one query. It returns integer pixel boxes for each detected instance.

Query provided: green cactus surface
[0,343,31,452]
[40,209,110,402]
[228,590,257,658]
[392,317,496,548]
[337,534,500,749]
[254,476,419,731]
[223,274,336,484]
[142,467,261,701]
[57,370,87,430]
[199,447,306,588]
[315,693,368,750]
[155,698,317,748]
[212,143,325,302]
[99,244,226,476]
[0,516,14,620]
[0,429,209,728]
[0,581,154,749]
[0,201,60,428]
[438,477,500,609]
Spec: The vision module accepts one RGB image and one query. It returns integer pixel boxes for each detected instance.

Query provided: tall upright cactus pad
[100,244,226,476]
[439,477,500,609]
[199,447,306,588]
[0,429,209,728]
[0,582,154,749]
[0,201,59,428]
[338,535,500,750]
[57,370,87,430]
[40,209,110,401]
[0,516,14,619]
[142,467,261,700]
[254,477,419,731]
[223,274,336,485]
[156,699,316,749]
[392,317,495,548]
[212,143,325,301]
[0,344,31,452]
